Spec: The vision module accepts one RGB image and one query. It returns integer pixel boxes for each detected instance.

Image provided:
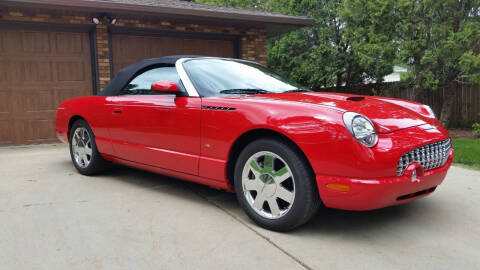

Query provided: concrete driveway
[1,144,479,270]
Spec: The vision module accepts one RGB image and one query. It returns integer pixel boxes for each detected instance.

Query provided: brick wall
[241,29,267,65]
[95,24,111,89]
[0,8,267,89]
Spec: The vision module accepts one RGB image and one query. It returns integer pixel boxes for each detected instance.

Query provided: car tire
[69,119,109,175]
[234,138,321,231]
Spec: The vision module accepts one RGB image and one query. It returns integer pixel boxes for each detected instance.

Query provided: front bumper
[316,149,454,211]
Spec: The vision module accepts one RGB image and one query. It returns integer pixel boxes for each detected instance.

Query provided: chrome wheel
[241,151,295,219]
[71,127,92,168]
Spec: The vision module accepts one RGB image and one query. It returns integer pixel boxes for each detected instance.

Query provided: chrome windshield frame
[175,58,200,97]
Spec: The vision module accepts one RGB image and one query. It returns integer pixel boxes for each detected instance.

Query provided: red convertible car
[56,56,453,231]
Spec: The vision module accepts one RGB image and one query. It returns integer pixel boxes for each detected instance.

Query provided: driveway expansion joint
[184,183,314,270]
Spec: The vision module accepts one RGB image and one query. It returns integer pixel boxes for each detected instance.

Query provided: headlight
[343,112,378,147]
[423,105,436,118]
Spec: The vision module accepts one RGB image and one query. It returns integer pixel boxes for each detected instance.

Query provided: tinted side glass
[120,66,181,95]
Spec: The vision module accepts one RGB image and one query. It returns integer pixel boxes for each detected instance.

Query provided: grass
[452,138,480,170]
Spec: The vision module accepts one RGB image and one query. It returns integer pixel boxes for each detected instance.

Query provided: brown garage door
[0,28,93,145]
[112,34,235,75]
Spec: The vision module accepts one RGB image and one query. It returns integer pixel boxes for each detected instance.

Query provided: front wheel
[69,119,108,175]
[234,138,320,231]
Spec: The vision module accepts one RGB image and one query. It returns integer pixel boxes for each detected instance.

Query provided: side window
[120,66,182,95]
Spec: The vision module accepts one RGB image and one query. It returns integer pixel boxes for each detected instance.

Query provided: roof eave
[1,0,314,29]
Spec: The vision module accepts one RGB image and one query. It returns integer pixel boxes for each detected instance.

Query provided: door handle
[112,107,123,114]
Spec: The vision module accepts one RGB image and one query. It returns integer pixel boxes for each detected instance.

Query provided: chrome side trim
[176,58,199,97]
[202,106,236,111]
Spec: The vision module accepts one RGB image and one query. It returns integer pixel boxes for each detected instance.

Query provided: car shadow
[102,164,227,205]
[106,164,177,188]
[94,164,439,235]
[293,198,442,237]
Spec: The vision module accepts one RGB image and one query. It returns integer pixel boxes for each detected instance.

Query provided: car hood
[249,92,432,134]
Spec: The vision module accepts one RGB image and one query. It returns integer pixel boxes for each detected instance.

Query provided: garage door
[0,28,93,145]
[112,34,235,75]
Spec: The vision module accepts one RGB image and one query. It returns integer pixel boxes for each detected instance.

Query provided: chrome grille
[397,139,451,176]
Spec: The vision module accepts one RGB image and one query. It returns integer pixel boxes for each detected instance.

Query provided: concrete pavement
[1,144,479,270]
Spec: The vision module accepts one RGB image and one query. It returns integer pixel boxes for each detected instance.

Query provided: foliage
[342,0,480,88]
[195,0,378,88]
[473,122,480,135]
[341,0,480,125]
[267,0,371,88]
[452,138,480,170]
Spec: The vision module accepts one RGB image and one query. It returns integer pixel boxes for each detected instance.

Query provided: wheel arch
[68,115,87,140]
[226,128,315,189]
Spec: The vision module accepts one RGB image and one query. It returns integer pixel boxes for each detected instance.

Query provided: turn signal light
[326,183,351,192]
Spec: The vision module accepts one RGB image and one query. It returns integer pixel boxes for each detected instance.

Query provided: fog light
[326,183,351,192]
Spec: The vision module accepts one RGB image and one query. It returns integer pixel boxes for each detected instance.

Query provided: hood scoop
[346,96,365,101]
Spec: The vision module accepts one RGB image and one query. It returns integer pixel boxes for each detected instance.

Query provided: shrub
[473,123,480,135]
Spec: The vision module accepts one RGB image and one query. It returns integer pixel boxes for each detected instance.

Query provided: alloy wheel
[241,151,295,219]
[71,127,93,168]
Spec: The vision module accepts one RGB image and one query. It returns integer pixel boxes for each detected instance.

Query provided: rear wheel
[234,138,320,231]
[69,119,108,175]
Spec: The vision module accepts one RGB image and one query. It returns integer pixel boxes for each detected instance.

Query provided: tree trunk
[337,74,342,88]
[408,88,424,101]
[439,92,456,128]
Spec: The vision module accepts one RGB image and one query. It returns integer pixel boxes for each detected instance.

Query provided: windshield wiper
[283,89,311,93]
[219,88,272,95]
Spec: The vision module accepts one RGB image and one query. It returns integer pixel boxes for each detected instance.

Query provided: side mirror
[151,80,179,93]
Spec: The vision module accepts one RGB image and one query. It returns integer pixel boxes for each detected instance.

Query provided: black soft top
[97,55,199,96]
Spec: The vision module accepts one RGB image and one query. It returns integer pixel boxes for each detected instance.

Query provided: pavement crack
[20,200,88,208]
[185,184,314,270]
[23,202,54,208]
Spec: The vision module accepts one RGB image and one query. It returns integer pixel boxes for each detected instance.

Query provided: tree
[268,0,372,88]
[267,0,392,88]
[195,0,384,88]
[341,0,480,126]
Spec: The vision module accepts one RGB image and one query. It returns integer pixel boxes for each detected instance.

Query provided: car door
[106,65,201,175]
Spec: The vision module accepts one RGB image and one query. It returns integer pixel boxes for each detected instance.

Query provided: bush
[473,123,480,135]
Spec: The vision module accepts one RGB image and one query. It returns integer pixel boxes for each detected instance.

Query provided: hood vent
[346,96,365,101]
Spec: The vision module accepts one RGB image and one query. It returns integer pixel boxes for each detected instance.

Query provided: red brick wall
[0,9,267,89]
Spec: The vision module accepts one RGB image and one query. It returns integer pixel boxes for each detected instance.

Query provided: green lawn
[452,138,480,170]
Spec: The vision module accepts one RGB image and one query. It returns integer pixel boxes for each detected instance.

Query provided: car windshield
[183,58,309,97]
